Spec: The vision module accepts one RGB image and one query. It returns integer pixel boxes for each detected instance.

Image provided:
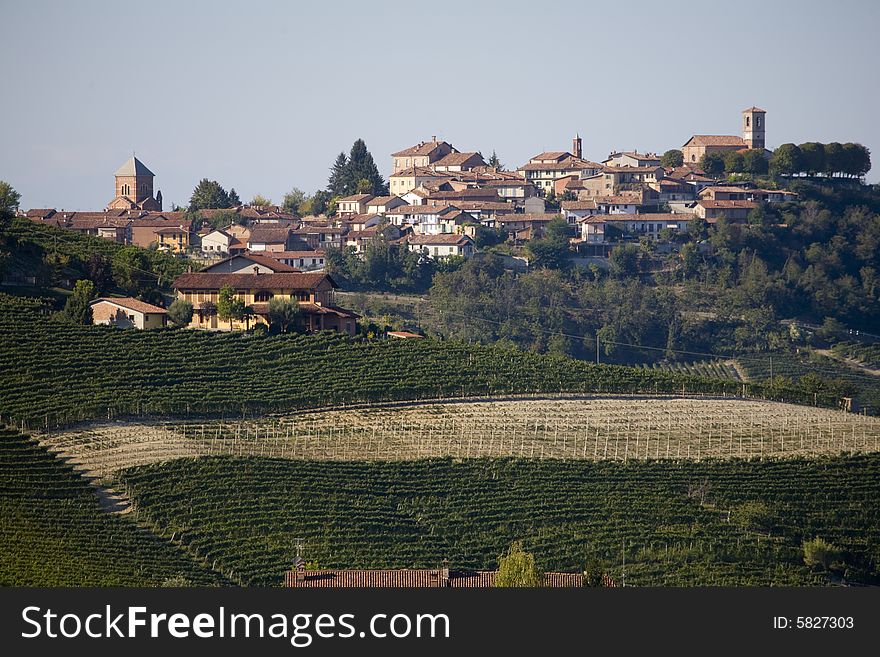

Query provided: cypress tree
[328,152,348,196]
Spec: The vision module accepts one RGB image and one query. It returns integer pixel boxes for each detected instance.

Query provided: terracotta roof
[531,151,569,161]
[698,199,758,209]
[427,188,501,200]
[202,254,300,273]
[605,151,661,161]
[285,569,583,587]
[433,152,485,167]
[387,203,459,215]
[365,195,400,206]
[497,213,560,223]
[131,217,193,230]
[561,200,598,210]
[91,297,166,314]
[519,157,602,172]
[595,194,646,205]
[339,194,375,203]
[406,233,473,246]
[154,226,188,234]
[248,227,292,244]
[25,208,56,218]
[602,165,663,174]
[684,135,746,147]
[699,185,753,195]
[172,272,335,290]
[743,106,766,113]
[390,166,450,178]
[392,140,454,157]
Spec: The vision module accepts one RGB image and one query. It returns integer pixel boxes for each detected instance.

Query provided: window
[121,183,130,196]
[745,116,750,127]
[254,291,273,302]
[756,116,762,127]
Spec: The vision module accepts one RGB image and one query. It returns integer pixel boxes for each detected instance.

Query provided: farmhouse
[90,297,167,329]
[200,253,300,274]
[404,233,475,259]
[172,271,358,334]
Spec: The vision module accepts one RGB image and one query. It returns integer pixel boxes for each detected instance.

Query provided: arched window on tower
[745,116,750,127]
[756,116,762,128]
[122,183,130,196]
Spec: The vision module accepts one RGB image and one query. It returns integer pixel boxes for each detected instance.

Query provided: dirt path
[814,349,880,377]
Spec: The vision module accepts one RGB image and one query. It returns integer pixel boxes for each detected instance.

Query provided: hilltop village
[13,106,872,333]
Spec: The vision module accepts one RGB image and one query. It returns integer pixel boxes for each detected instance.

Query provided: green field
[0,427,225,586]
[118,454,880,587]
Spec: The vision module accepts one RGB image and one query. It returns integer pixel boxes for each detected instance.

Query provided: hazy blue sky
[3,0,878,210]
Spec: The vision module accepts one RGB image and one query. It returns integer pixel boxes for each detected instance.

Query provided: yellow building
[155,225,191,253]
[172,271,358,334]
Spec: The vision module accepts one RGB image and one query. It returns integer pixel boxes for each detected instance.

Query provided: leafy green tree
[217,285,245,331]
[731,501,776,536]
[189,179,232,210]
[327,152,348,196]
[802,537,842,570]
[699,152,725,177]
[680,242,700,277]
[723,150,745,174]
[748,204,772,227]
[487,150,504,170]
[527,218,570,269]
[167,299,193,327]
[660,149,684,168]
[0,180,21,226]
[741,149,769,175]
[494,542,542,587]
[85,253,113,294]
[282,188,306,213]
[687,216,708,241]
[609,243,641,277]
[799,142,826,176]
[841,142,871,178]
[112,246,152,293]
[306,190,331,216]
[823,142,844,177]
[267,297,301,333]
[62,279,96,325]
[770,143,803,177]
[251,194,272,207]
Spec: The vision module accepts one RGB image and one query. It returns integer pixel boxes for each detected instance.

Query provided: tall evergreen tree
[328,152,348,196]
[189,179,231,210]
[344,139,387,196]
[228,187,241,206]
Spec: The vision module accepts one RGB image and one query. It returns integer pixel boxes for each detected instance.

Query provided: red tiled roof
[406,233,473,246]
[392,140,455,157]
[684,135,746,147]
[91,297,167,314]
[698,199,758,209]
[172,272,335,290]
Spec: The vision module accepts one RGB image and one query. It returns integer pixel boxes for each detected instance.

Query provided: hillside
[0,427,225,586]
[0,294,846,428]
[118,454,880,587]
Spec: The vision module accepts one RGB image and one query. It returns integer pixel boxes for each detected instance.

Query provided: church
[107,155,162,211]
[681,107,768,165]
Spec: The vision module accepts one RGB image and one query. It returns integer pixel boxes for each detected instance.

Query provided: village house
[682,107,767,164]
[269,251,327,271]
[200,253,300,274]
[602,151,662,168]
[391,137,456,172]
[200,228,235,255]
[247,226,298,252]
[365,195,407,215]
[61,214,133,243]
[431,151,486,172]
[290,225,345,250]
[647,177,697,202]
[130,215,193,251]
[695,199,758,221]
[337,194,374,216]
[560,199,598,224]
[172,271,358,334]
[517,135,602,194]
[389,166,451,196]
[385,203,461,230]
[404,233,475,259]
[90,297,167,329]
[578,213,698,244]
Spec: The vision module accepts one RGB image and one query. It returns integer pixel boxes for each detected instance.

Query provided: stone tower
[572,133,582,159]
[742,107,766,150]
[114,156,155,203]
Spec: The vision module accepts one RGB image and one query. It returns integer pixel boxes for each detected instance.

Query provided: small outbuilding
[90,297,168,329]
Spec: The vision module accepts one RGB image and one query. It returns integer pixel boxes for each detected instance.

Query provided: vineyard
[0,294,840,430]
[40,397,880,478]
[118,454,880,587]
[638,360,741,381]
[831,341,880,370]
[737,350,880,414]
[0,427,225,586]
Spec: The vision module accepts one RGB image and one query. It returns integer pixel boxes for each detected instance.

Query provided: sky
[2,0,879,210]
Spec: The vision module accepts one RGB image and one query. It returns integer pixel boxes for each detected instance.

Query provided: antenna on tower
[293,537,304,558]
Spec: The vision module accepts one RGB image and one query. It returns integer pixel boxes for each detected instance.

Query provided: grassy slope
[0,428,226,586]
[119,454,880,587]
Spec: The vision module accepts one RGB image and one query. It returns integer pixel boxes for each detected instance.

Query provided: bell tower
[742,106,766,150]
[572,133,582,159]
